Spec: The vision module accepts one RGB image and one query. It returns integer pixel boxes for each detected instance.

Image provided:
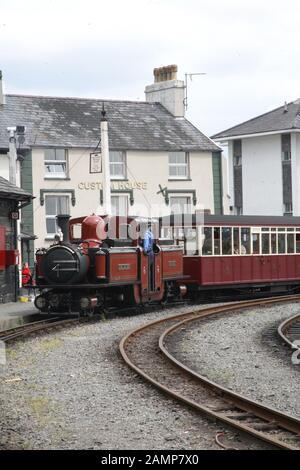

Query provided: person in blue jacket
[142,223,155,291]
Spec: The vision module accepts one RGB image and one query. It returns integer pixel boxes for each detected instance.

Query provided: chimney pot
[146,64,184,117]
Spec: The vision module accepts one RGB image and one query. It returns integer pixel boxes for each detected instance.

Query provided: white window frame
[45,195,70,237]
[168,152,189,180]
[111,194,129,216]
[170,196,192,215]
[110,151,127,180]
[44,149,68,179]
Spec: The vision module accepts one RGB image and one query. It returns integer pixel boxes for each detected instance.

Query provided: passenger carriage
[160,214,300,297]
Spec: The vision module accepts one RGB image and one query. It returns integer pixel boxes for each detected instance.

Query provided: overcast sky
[1,0,300,136]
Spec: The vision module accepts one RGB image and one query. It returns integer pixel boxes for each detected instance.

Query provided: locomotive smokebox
[56,214,71,243]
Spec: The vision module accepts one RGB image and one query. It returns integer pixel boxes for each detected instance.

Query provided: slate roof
[0,94,219,152]
[0,176,32,201]
[211,98,300,139]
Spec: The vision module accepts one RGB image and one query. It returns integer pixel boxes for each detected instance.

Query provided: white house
[212,99,300,217]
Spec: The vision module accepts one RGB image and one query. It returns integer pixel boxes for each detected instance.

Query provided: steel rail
[278,312,300,350]
[120,294,300,450]
[0,317,79,342]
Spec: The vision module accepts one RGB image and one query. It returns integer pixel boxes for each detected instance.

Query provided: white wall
[31,148,217,248]
[238,135,282,216]
[0,153,9,180]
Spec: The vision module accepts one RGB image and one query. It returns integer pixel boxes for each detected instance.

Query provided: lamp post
[100,105,111,216]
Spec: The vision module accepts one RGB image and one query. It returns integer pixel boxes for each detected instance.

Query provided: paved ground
[0,301,38,331]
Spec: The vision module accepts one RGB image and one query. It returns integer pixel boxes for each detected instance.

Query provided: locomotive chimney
[56,214,71,243]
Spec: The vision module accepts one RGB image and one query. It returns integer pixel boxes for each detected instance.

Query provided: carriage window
[262,233,270,254]
[233,227,239,254]
[214,227,220,255]
[202,227,212,255]
[185,228,197,255]
[278,233,286,253]
[241,228,251,254]
[271,234,277,253]
[222,227,232,255]
[296,234,300,253]
[252,233,260,254]
[287,233,295,253]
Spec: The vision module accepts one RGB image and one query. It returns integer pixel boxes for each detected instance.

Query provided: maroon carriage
[160,214,300,298]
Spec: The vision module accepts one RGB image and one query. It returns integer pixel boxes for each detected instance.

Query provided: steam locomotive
[34,214,186,314]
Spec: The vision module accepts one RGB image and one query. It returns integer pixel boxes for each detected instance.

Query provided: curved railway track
[278,312,300,350]
[120,295,300,450]
[0,316,79,342]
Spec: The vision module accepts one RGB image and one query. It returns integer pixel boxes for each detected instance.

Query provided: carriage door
[252,227,262,280]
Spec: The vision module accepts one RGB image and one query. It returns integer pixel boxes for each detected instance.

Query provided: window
[284,203,293,215]
[168,152,189,179]
[170,196,191,214]
[287,233,295,253]
[110,151,126,179]
[45,195,70,236]
[233,156,242,166]
[278,233,286,253]
[111,195,128,216]
[281,134,291,161]
[240,228,251,254]
[262,233,270,254]
[44,149,68,178]
[252,230,260,254]
[222,227,232,255]
[202,227,212,255]
[233,227,240,254]
[214,227,221,255]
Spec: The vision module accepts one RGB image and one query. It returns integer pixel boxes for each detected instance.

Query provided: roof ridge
[5,93,150,105]
[211,99,299,139]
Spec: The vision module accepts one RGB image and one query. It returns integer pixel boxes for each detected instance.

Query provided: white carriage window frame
[44,148,68,178]
[161,225,300,256]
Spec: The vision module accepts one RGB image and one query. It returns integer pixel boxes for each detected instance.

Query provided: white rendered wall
[0,153,9,180]
[242,135,282,215]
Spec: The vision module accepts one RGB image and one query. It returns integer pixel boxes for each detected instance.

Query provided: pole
[100,105,111,215]
[7,127,17,186]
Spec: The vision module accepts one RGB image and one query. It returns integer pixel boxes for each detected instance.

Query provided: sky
[1,0,300,136]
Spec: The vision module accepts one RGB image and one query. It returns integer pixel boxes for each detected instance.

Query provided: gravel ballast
[0,304,270,450]
[168,302,300,419]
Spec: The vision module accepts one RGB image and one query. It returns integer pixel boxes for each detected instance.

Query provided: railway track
[0,316,79,342]
[278,312,300,350]
[120,294,300,450]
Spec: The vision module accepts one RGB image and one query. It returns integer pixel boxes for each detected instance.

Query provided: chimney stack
[0,71,4,106]
[145,65,185,117]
